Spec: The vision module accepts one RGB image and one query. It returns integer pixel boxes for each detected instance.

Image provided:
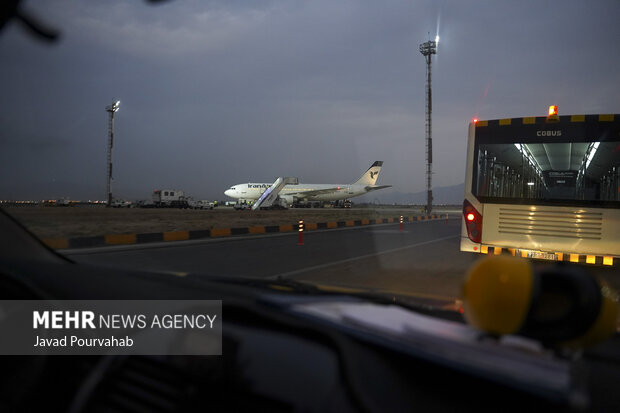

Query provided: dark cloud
[1,0,619,201]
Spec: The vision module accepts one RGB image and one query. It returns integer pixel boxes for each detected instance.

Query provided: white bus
[461,108,620,266]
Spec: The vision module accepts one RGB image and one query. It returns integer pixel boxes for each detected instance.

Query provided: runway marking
[269,234,459,280]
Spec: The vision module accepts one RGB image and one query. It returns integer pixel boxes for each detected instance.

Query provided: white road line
[269,234,459,280]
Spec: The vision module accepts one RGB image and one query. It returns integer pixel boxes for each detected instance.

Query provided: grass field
[4,205,454,240]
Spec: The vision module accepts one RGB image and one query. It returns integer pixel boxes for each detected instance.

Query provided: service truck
[152,189,189,208]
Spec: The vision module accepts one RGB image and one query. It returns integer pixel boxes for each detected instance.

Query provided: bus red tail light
[463,200,482,243]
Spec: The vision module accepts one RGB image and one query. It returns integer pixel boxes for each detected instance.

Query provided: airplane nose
[224,189,233,197]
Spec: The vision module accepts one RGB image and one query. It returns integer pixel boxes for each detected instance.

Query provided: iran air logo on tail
[370,171,378,179]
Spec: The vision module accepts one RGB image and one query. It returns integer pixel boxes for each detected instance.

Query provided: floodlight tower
[105,100,120,207]
[419,36,437,214]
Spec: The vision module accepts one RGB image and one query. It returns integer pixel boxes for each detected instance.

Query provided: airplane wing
[287,185,392,197]
[285,187,342,197]
[365,185,392,191]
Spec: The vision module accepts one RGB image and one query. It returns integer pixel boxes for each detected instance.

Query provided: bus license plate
[526,251,558,261]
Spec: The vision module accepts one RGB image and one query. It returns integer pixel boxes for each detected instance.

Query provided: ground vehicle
[293,200,323,208]
[337,199,353,208]
[233,200,250,210]
[135,200,156,208]
[461,111,620,266]
[256,197,288,209]
[152,189,188,208]
[187,198,214,209]
[110,199,132,208]
[196,200,215,209]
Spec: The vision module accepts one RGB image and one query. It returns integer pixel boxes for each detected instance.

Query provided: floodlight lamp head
[418,40,437,56]
[106,101,120,113]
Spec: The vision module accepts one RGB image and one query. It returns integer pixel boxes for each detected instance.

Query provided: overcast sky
[1,0,619,201]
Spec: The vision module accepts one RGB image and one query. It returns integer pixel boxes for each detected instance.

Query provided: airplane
[224,161,391,204]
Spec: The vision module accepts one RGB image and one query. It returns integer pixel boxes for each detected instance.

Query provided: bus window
[474,141,620,204]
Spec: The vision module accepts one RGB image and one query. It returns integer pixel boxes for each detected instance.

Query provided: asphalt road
[66,218,620,305]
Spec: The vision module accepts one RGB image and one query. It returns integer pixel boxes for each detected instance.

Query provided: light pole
[105,100,120,207]
[419,36,437,214]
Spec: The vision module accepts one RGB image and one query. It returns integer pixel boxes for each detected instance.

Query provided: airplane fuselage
[225,183,370,202]
[224,161,390,203]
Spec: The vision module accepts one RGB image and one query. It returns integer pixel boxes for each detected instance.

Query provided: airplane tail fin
[353,161,383,185]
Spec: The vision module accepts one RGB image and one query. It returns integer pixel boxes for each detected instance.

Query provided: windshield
[474,140,620,206]
[1,1,619,315]
[2,2,620,411]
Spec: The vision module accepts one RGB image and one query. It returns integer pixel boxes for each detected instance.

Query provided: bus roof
[474,114,618,127]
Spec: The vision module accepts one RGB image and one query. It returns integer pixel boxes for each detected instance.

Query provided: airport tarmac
[4,205,460,239]
[66,219,620,306]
